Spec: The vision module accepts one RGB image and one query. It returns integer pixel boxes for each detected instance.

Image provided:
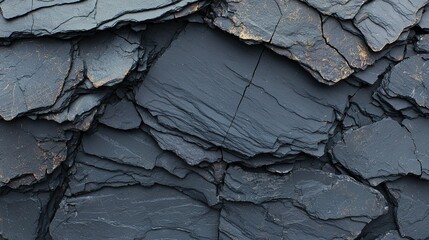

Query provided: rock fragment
[354,0,428,51]
[98,99,141,130]
[300,0,368,19]
[332,118,421,185]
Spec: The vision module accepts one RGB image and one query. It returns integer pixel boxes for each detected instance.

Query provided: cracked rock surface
[1,1,429,240]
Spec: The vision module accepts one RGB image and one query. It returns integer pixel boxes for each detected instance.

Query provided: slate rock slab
[387,177,429,240]
[332,118,421,185]
[0,38,71,120]
[300,0,368,19]
[137,23,357,159]
[0,0,83,19]
[50,186,219,240]
[220,166,387,239]
[354,0,428,51]
[0,118,69,188]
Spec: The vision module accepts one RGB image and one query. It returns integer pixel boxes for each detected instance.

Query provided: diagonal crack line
[221,48,265,146]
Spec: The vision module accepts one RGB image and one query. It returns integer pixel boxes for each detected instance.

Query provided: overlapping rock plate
[1,0,429,239]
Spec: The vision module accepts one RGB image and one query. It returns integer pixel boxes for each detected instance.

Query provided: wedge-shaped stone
[387,177,429,240]
[137,24,356,159]
[0,118,69,188]
[300,0,368,19]
[0,0,201,38]
[354,0,428,51]
[220,166,387,239]
[82,125,161,170]
[0,0,83,19]
[0,38,71,120]
[332,118,421,185]
[50,186,219,239]
[98,99,141,130]
[213,0,353,84]
[79,29,141,88]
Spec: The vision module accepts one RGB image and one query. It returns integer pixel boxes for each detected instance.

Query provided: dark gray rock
[99,99,141,130]
[0,191,50,240]
[213,0,353,84]
[79,29,141,88]
[136,23,357,159]
[332,118,421,185]
[387,177,429,239]
[376,54,429,115]
[0,38,71,120]
[300,0,368,19]
[0,0,83,19]
[353,58,391,84]
[418,5,429,31]
[415,34,429,53]
[322,17,376,70]
[67,151,218,206]
[0,118,69,188]
[374,230,407,240]
[0,0,202,38]
[403,118,429,180]
[50,185,219,240]
[82,125,161,170]
[220,166,387,239]
[354,0,428,51]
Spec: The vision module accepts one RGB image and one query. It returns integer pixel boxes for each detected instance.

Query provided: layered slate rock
[0,118,69,188]
[402,118,429,180]
[50,185,219,240]
[220,166,387,239]
[0,191,50,240]
[79,29,141,88]
[0,0,203,38]
[332,118,421,185]
[375,55,429,116]
[213,0,354,84]
[98,99,141,130]
[0,38,71,120]
[354,0,428,51]
[0,0,83,19]
[300,0,368,19]
[68,151,218,206]
[136,23,357,160]
[387,178,429,240]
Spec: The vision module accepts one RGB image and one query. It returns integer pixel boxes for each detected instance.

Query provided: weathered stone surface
[137,23,357,159]
[0,38,71,120]
[220,166,387,239]
[0,0,83,19]
[402,118,429,180]
[387,177,429,240]
[333,118,421,185]
[68,151,218,206]
[375,230,407,240]
[376,54,429,115]
[82,125,161,170]
[354,0,428,51]
[353,58,391,85]
[0,0,202,38]
[0,191,50,240]
[415,34,429,53]
[79,29,141,88]
[323,17,376,70]
[300,0,368,19]
[0,118,69,188]
[50,186,219,240]
[98,99,141,130]
[213,0,353,84]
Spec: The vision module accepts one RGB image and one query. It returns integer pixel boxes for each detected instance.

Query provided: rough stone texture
[354,0,428,51]
[387,178,429,240]
[0,38,71,120]
[50,185,219,240]
[300,0,368,19]
[137,23,357,159]
[0,118,69,188]
[333,118,421,185]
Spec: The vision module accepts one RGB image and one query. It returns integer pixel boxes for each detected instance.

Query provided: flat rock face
[387,178,429,239]
[300,0,368,19]
[137,23,357,159]
[50,185,219,240]
[0,38,71,120]
[0,118,69,188]
[213,0,354,84]
[332,118,421,185]
[354,0,428,51]
[1,1,429,239]
[220,166,387,239]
